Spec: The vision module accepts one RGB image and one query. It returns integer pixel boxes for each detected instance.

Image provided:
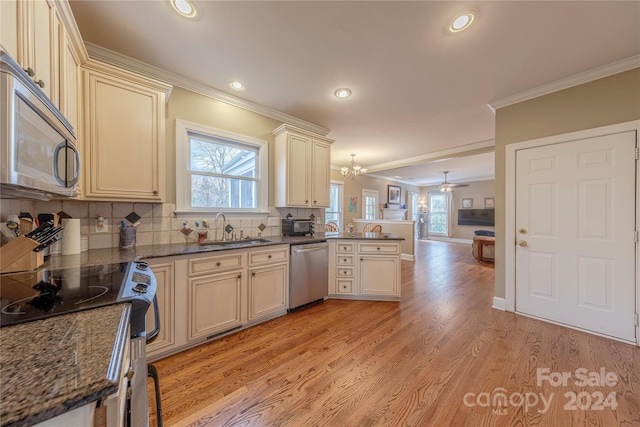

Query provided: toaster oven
[282,218,315,236]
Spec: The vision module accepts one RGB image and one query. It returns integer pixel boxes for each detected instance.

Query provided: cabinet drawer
[358,242,399,254]
[189,252,244,276]
[336,266,354,277]
[248,246,288,266]
[336,242,354,253]
[336,254,354,265]
[335,278,353,294]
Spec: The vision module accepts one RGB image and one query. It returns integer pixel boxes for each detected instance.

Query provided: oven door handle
[146,295,160,344]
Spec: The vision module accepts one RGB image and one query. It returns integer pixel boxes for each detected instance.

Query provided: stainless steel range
[0,260,162,426]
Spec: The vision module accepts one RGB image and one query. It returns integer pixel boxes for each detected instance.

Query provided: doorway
[505,122,639,344]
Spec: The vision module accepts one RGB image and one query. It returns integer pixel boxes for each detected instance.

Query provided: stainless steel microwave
[282,218,315,236]
[0,48,80,200]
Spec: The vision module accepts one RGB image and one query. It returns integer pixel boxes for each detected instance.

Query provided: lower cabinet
[145,244,289,360]
[248,263,288,322]
[329,240,401,301]
[188,269,244,341]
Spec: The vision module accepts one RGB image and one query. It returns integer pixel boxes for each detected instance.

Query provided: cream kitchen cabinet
[82,60,171,201]
[329,240,401,301]
[145,261,175,359]
[187,251,247,342]
[247,246,289,323]
[273,124,333,208]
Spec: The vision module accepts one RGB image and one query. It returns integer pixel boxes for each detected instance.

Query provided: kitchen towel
[61,218,81,255]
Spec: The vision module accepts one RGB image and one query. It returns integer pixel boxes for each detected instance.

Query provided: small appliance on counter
[282,218,315,236]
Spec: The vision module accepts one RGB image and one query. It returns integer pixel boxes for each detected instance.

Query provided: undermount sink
[198,238,271,247]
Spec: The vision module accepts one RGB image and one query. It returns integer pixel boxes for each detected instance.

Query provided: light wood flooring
[149,240,640,426]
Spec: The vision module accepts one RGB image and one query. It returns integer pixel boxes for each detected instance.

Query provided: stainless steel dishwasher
[289,241,328,311]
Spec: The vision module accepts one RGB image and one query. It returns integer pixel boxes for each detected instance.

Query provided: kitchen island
[0,304,130,427]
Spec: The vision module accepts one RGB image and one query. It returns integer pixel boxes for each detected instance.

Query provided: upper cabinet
[273,124,333,208]
[81,60,172,201]
[0,0,85,110]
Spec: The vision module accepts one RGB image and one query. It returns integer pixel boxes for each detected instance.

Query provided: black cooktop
[0,263,129,327]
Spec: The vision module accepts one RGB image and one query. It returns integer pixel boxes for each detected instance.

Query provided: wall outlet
[267,216,279,226]
[95,218,108,233]
[316,216,323,225]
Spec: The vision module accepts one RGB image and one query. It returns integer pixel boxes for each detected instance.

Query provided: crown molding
[489,55,640,110]
[52,0,89,63]
[346,138,495,173]
[84,43,331,136]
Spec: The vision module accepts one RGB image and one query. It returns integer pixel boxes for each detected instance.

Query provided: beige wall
[494,68,640,299]
[331,170,421,227]
[420,179,495,241]
[165,87,283,205]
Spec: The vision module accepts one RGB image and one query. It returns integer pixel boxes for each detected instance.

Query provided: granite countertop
[47,232,404,269]
[0,304,131,427]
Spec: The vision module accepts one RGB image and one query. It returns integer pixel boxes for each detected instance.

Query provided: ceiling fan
[439,171,468,192]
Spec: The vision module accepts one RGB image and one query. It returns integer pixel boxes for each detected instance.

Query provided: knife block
[0,236,43,273]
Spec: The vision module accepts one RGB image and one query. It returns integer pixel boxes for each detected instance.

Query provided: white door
[515,131,637,342]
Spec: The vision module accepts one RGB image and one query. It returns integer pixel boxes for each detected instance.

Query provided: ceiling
[68,1,640,187]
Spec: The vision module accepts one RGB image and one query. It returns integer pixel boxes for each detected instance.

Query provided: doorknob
[517,240,528,247]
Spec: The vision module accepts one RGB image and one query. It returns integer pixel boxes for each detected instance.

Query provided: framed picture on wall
[485,197,495,208]
[462,198,473,208]
[388,185,401,204]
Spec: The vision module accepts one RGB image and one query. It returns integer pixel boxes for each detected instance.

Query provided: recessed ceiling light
[171,0,197,18]
[449,12,474,32]
[334,88,352,99]
[229,81,246,91]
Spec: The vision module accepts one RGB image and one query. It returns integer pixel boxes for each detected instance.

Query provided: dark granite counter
[47,232,404,269]
[0,304,131,426]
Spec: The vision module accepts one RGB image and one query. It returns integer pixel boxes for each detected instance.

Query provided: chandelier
[440,171,453,192]
[341,154,367,180]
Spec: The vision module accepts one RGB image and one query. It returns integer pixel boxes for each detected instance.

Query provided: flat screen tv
[458,209,495,227]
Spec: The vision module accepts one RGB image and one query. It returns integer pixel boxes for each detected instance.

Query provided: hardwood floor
[149,240,640,426]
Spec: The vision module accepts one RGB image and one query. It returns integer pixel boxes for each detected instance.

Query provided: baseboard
[401,253,415,261]
[423,236,473,245]
[492,297,506,311]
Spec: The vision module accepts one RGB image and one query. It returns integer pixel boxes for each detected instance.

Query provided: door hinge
[635,313,639,326]
[635,230,639,243]
[636,147,639,160]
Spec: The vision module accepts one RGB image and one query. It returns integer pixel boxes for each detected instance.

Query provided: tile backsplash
[0,198,324,251]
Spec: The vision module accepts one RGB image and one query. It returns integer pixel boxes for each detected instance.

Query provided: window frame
[325,180,344,230]
[428,192,448,235]
[175,119,269,214]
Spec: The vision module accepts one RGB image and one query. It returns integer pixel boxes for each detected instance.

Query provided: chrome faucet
[215,212,226,241]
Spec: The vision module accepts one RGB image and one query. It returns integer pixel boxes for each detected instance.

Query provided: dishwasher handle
[291,242,328,254]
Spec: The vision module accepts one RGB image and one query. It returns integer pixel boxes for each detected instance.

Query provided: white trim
[362,189,379,220]
[335,139,495,173]
[85,43,331,136]
[426,236,473,245]
[401,253,416,262]
[492,297,506,311]
[175,119,269,214]
[489,55,640,110]
[505,120,640,345]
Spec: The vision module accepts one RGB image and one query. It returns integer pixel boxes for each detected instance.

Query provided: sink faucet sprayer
[215,212,226,241]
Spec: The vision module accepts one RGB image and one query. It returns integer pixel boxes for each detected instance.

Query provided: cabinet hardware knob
[35,79,45,88]
[343,259,347,262]
[517,240,528,247]
[268,255,272,259]
[237,274,241,279]
[252,272,256,276]
[216,262,221,266]
[305,200,309,203]
[23,67,34,77]
[153,190,159,195]
[126,368,134,380]
[377,247,380,250]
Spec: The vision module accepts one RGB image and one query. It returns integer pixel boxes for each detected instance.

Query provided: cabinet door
[30,0,56,102]
[248,263,288,321]
[358,255,400,297]
[310,140,331,207]
[0,0,19,60]
[145,262,175,357]
[84,65,167,201]
[285,133,311,206]
[188,270,244,341]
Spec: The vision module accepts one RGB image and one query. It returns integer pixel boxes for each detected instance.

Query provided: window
[362,189,379,220]
[176,120,268,213]
[428,193,448,234]
[325,181,343,230]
